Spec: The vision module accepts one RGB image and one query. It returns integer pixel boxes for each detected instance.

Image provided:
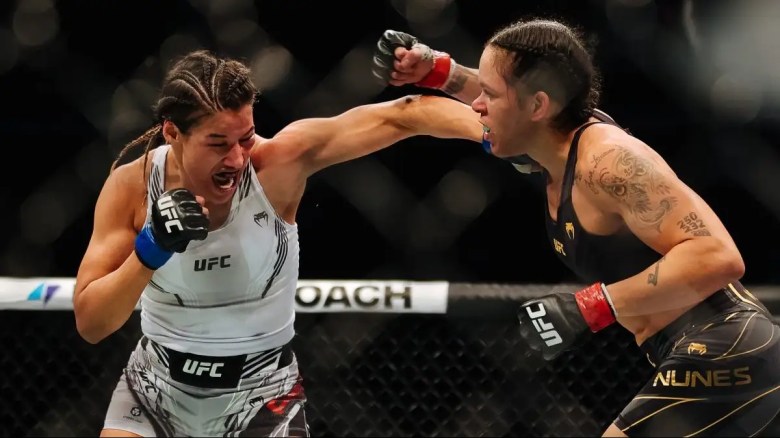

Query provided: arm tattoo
[442,66,473,95]
[677,211,711,236]
[583,148,617,195]
[647,256,666,286]
[585,168,599,194]
[596,146,677,231]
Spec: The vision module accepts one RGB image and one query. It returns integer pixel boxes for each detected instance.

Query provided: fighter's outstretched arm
[264,95,482,177]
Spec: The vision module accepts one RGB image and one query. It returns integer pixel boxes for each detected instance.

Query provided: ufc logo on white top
[182,359,224,377]
[157,195,184,233]
[526,303,563,346]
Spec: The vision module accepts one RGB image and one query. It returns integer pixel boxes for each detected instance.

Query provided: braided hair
[488,19,601,132]
[112,50,257,176]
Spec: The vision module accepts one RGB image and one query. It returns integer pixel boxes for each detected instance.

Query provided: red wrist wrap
[574,283,616,332]
[415,52,452,89]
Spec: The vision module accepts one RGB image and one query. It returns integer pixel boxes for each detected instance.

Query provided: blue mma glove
[135,188,209,270]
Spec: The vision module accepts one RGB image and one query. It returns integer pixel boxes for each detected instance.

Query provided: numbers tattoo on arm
[677,212,711,236]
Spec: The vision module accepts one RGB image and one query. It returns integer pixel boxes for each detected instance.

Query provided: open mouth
[212,171,239,192]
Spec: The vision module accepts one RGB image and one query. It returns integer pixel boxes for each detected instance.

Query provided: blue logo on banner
[27,283,60,304]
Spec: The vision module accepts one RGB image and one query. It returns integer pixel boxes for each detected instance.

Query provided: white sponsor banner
[294,280,449,313]
[0,277,78,310]
[0,277,450,314]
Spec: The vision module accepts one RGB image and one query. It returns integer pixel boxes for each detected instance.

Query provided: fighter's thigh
[242,379,308,437]
[100,429,143,437]
[616,313,780,436]
[242,399,308,437]
[102,372,157,437]
[602,423,627,437]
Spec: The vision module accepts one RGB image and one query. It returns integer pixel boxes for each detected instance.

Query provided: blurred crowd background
[1,0,779,285]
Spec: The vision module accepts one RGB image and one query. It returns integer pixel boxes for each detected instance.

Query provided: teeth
[219,177,235,189]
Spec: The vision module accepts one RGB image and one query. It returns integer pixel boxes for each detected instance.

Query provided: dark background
[1,0,779,285]
[1,1,779,436]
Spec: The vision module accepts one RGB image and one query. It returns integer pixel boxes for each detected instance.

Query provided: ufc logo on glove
[135,188,209,270]
[157,195,184,233]
[518,283,617,360]
[525,303,563,346]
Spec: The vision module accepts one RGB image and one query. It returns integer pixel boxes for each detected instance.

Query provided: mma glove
[372,29,454,89]
[517,283,617,360]
[134,188,209,270]
[374,30,540,175]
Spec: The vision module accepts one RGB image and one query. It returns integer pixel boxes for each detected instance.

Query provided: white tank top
[139,145,299,356]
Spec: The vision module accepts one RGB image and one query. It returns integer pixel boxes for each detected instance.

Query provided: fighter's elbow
[700,239,745,284]
[75,316,109,344]
[73,297,111,344]
[721,251,746,282]
[389,95,424,131]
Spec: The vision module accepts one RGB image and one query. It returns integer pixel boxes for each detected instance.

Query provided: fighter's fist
[518,293,587,361]
[372,29,451,88]
[517,283,617,360]
[135,188,210,269]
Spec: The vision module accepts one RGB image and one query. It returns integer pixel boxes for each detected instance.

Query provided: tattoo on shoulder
[647,256,666,286]
[582,148,617,194]
[592,148,616,166]
[677,211,711,236]
[595,146,677,231]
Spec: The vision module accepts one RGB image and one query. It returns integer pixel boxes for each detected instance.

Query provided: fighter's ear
[162,120,181,145]
[529,90,551,122]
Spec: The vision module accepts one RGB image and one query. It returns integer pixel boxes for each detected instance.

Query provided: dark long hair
[112,50,257,175]
[488,19,601,132]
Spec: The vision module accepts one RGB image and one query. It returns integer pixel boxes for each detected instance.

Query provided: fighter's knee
[602,423,627,437]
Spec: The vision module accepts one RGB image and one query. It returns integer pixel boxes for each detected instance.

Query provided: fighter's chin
[491,140,526,159]
[490,143,512,158]
[484,134,507,157]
